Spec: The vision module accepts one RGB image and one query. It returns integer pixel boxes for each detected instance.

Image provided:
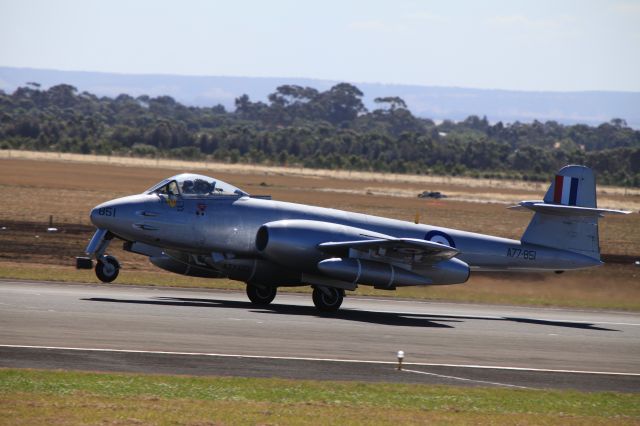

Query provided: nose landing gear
[79,228,121,283]
[95,255,120,283]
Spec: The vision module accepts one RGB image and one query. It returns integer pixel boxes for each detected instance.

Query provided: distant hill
[1,66,639,128]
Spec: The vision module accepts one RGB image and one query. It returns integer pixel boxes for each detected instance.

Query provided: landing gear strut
[81,228,120,283]
[246,284,277,305]
[312,286,344,312]
[95,255,120,283]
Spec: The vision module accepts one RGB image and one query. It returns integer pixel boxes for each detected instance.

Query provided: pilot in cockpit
[181,180,195,194]
[147,174,247,198]
[193,178,214,194]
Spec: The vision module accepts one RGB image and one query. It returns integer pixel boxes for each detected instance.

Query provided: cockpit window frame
[144,179,170,194]
[147,180,181,197]
[144,173,249,198]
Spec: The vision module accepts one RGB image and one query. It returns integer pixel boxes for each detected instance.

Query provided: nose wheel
[312,287,344,312]
[95,255,120,283]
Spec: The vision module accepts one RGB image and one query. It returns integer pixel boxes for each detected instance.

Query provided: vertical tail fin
[521,165,600,259]
[544,165,596,208]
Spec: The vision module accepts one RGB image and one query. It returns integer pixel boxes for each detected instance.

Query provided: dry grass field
[0,153,638,309]
[3,369,638,425]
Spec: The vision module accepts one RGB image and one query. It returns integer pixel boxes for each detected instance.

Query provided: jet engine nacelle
[256,219,389,271]
[318,257,430,288]
[412,257,470,285]
[318,257,470,288]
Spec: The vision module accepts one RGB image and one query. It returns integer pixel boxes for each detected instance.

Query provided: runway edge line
[2,344,639,377]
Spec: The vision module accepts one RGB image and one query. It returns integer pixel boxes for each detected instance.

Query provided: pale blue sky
[1,0,639,91]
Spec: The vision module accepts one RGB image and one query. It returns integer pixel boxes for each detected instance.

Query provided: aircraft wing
[318,237,459,265]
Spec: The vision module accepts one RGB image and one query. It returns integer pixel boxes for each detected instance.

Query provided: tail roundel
[553,175,579,205]
[544,166,596,208]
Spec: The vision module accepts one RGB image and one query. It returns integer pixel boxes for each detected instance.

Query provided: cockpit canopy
[145,173,248,197]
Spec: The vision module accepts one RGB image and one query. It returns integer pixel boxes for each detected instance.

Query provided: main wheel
[246,284,277,305]
[312,287,344,312]
[95,255,120,283]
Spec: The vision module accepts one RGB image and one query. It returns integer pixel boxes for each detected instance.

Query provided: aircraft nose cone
[90,205,110,228]
[90,207,98,225]
[90,199,123,228]
[89,194,146,236]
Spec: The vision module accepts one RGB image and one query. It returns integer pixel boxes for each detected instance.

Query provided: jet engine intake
[255,219,390,270]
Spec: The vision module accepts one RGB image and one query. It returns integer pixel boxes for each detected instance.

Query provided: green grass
[1,261,640,311]
[0,369,638,425]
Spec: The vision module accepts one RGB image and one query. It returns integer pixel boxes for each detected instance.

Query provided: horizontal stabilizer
[510,201,631,217]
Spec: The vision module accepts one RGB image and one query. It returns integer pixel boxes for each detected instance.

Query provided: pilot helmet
[193,179,211,193]
[182,180,194,193]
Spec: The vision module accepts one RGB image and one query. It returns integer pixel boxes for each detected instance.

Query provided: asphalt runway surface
[1,279,639,392]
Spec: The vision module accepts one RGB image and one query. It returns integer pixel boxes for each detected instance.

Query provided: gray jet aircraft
[77,165,629,312]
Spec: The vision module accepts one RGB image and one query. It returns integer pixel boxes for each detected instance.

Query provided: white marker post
[397,350,405,371]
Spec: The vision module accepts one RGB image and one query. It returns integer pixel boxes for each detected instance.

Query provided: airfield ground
[1,369,638,425]
[0,152,638,310]
[1,152,639,424]
[1,280,639,424]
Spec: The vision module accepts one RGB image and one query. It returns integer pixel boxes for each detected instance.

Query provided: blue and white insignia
[425,230,455,248]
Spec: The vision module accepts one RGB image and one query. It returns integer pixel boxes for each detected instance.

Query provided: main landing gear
[245,284,344,312]
[312,286,344,312]
[246,284,277,305]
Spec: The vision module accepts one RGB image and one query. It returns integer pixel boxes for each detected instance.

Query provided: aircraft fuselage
[91,193,599,273]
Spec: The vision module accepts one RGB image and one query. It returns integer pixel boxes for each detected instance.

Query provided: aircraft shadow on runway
[82,296,455,328]
[81,296,618,331]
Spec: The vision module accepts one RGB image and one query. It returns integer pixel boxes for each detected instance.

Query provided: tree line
[1,82,638,186]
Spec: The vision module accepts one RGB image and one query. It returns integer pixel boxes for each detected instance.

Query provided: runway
[1,279,639,392]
